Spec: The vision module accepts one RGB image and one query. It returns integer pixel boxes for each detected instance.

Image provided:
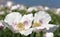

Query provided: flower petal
[43,32,54,37]
[19,28,33,36]
[4,12,22,25]
[27,7,38,12]
[20,14,33,29]
[4,12,22,32]
[34,11,51,24]
[33,25,45,32]
[43,24,59,31]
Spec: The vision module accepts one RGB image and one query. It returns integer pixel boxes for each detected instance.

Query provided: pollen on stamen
[17,22,24,28]
[32,22,41,27]
[16,22,25,31]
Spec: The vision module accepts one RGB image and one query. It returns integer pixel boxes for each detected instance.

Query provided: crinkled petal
[19,28,33,36]
[43,24,59,31]
[20,14,33,29]
[4,12,22,32]
[33,25,46,32]
[34,11,51,24]
[4,12,22,25]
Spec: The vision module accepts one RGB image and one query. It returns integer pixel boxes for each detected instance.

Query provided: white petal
[20,14,33,29]
[44,32,54,37]
[4,12,22,33]
[33,25,45,32]
[43,24,59,30]
[19,28,33,36]
[19,5,26,10]
[34,11,51,24]
[11,5,20,10]
[4,12,22,26]
[27,7,38,12]
[6,1,13,8]
[44,6,49,11]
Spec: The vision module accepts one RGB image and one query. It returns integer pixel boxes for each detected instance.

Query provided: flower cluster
[0,1,59,37]
[2,11,58,36]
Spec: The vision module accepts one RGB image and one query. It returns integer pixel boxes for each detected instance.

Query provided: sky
[0,0,60,8]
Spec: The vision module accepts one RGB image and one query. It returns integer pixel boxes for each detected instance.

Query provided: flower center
[17,22,25,31]
[23,21,28,25]
[32,22,41,27]
[17,23,24,28]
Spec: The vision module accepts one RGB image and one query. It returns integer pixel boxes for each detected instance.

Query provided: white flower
[43,32,53,37]
[6,1,13,8]
[27,7,38,12]
[36,6,44,11]
[0,11,5,15]
[56,8,60,15]
[11,5,19,10]
[11,4,26,10]
[19,5,26,10]
[4,12,33,36]
[44,6,50,11]
[32,11,59,31]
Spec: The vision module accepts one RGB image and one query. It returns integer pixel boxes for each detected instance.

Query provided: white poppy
[6,1,13,8]
[27,7,38,12]
[4,12,34,36]
[32,11,59,31]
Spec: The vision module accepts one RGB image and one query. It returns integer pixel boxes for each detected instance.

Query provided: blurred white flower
[11,4,20,10]
[44,6,50,11]
[6,1,13,8]
[36,6,44,11]
[19,5,26,10]
[4,12,33,36]
[56,8,60,15]
[32,11,59,31]
[43,32,53,37]
[27,7,38,12]
[0,11,5,15]
[11,4,26,10]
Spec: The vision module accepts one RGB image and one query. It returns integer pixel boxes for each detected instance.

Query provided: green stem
[30,32,36,37]
[35,32,40,37]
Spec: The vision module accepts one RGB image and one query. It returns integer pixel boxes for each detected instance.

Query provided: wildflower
[32,11,59,31]
[27,7,38,12]
[4,12,33,36]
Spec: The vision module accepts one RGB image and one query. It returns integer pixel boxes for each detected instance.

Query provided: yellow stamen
[17,22,25,31]
[17,22,24,28]
[32,22,41,27]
